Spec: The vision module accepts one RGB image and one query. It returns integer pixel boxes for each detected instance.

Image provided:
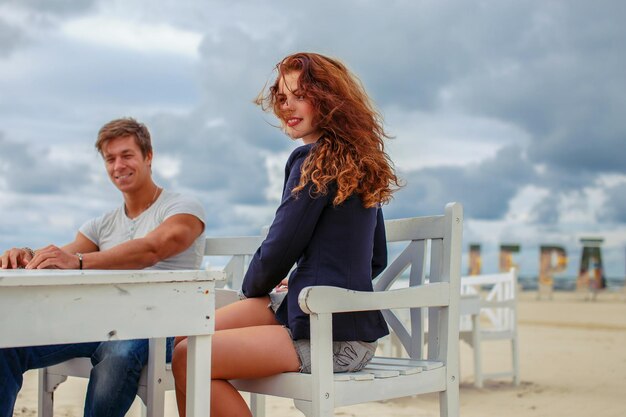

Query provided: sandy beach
[14,290,626,417]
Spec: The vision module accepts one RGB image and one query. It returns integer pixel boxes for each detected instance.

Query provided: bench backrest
[204,203,464,364]
[204,236,264,289]
[374,203,463,361]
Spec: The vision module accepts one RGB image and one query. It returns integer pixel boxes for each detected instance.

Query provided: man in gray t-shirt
[0,118,205,417]
[80,188,206,270]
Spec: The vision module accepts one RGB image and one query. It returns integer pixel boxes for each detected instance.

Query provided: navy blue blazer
[242,143,390,341]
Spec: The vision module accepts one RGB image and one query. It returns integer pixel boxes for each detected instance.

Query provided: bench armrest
[298,282,451,315]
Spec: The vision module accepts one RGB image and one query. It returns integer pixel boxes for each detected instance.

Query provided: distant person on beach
[171,52,401,417]
[0,118,206,417]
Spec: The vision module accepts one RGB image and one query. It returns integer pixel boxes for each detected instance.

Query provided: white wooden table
[0,269,224,417]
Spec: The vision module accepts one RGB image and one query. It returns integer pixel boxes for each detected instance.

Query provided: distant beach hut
[576,237,606,301]
[538,245,568,300]
[499,244,521,272]
[468,243,482,276]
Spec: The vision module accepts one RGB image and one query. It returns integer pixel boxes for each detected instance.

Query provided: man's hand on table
[0,248,34,269]
[25,245,80,270]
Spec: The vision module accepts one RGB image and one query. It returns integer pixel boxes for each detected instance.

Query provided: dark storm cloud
[0,133,89,194]
[280,0,626,184]
[387,145,535,220]
[0,40,201,116]
[417,1,626,177]
[195,27,288,151]
[528,193,561,225]
[0,17,26,56]
[1,0,625,253]
[146,112,268,205]
[3,0,97,15]
[178,0,626,223]
[0,0,99,57]
[599,183,626,223]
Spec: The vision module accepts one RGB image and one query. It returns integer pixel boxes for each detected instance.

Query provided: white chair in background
[459,268,520,387]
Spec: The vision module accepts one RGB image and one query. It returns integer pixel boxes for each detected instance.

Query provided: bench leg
[250,393,266,417]
[142,338,167,417]
[293,399,312,417]
[471,315,483,388]
[38,368,69,417]
[439,382,459,417]
[38,378,54,417]
[511,335,520,386]
[140,388,165,417]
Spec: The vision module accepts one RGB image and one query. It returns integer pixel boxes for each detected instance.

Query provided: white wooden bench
[39,203,463,417]
[459,268,520,387]
[230,203,464,417]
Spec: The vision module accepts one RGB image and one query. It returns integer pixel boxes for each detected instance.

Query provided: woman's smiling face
[276,71,322,144]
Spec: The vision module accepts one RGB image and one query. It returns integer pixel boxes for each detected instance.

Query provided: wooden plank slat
[204,236,264,256]
[361,365,404,378]
[373,245,412,291]
[384,216,445,242]
[364,358,427,375]
[347,372,376,381]
[369,357,444,371]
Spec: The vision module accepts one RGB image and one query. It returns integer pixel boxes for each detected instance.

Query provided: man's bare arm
[26,214,204,270]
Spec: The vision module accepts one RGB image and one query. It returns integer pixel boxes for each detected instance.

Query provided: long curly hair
[257,52,400,207]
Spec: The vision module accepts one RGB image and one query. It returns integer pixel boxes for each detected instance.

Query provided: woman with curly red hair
[172,52,400,417]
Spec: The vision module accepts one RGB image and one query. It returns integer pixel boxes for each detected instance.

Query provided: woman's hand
[274,278,289,292]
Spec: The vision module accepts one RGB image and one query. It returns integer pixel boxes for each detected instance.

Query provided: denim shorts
[269,291,377,374]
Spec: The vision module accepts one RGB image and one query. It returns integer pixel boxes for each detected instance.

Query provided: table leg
[471,313,483,388]
[186,334,212,417]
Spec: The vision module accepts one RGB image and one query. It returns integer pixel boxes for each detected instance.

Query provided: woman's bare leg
[215,296,278,330]
[172,297,300,417]
[174,296,276,348]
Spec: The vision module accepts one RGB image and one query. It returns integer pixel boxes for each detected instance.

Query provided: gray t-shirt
[79,189,206,270]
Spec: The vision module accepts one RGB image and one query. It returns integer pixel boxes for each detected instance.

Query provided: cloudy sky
[1,0,625,279]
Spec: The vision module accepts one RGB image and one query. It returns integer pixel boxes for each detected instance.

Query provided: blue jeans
[0,338,173,417]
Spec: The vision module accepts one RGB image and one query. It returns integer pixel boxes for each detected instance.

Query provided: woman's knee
[174,336,187,348]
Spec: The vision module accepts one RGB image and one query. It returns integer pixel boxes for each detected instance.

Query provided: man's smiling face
[102,135,153,194]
